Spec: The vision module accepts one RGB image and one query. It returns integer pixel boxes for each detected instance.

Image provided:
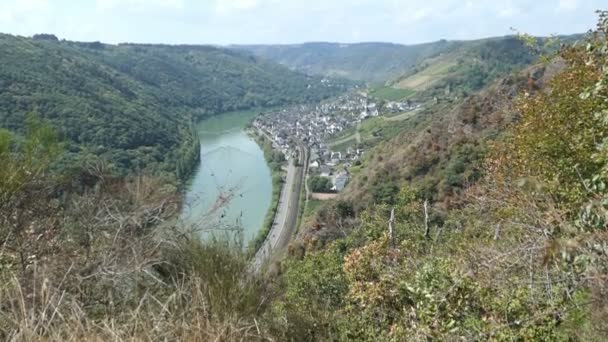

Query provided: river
[180,110,272,245]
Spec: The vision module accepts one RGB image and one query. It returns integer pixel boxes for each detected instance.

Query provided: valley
[1,7,607,340]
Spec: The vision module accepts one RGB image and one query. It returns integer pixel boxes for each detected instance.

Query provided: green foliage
[335,201,355,219]
[274,19,608,341]
[0,34,346,180]
[3,14,608,342]
[236,41,459,83]
[271,245,348,340]
[275,186,588,340]
[371,182,399,204]
[343,38,543,211]
[492,38,608,213]
[440,142,485,190]
[0,113,61,203]
[90,43,345,116]
[254,131,285,171]
[162,237,265,321]
[309,175,333,193]
[393,36,545,101]
[578,10,608,230]
[249,132,286,253]
[340,251,487,341]
[448,37,539,95]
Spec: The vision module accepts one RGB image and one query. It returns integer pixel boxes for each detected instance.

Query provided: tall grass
[0,238,271,341]
[0,172,274,341]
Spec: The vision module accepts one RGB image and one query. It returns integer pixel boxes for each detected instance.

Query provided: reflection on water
[180,110,272,244]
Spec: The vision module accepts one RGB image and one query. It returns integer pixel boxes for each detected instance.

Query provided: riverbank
[181,110,272,245]
[248,129,286,253]
[251,138,307,272]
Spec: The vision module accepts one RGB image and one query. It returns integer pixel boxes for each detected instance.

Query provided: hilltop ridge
[0,33,346,178]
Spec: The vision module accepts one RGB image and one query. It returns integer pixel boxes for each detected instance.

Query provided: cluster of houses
[254,93,377,146]
[308,145,365,192]
[359,102,380,119]
[253,93,375,193]
[252,91,424,194]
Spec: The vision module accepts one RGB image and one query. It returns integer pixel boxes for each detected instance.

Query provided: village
[252,91,420,195]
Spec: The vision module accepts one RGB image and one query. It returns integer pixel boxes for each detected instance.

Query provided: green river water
[180,110,272,244]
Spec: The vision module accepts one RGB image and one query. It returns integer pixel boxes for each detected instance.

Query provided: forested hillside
[235,35,580,89]
[0,34,346,179]
[274,14,608,340]
[290,38,549,230]
[233,41,460,83]
[1,10,607,342]
[389,37,541,99]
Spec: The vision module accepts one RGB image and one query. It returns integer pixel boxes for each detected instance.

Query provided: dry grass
[0,170,274,341]
[0,226,272,341]
[0,271,267,341]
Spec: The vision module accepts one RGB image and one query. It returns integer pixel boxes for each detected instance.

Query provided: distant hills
[0,33,577,180]
[385,36,542,101]
[232,41,458,84]
[232,35,579,85]
[0,34,346,179]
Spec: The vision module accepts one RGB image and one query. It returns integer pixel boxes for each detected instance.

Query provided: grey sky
[0,0,603,45]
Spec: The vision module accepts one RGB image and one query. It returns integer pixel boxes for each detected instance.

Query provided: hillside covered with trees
[280,13,608,340]
[232,41,460,84]
[0,34,347,180]
[233,36,574,85]
[389,36,545,99]
[1,9,608,342]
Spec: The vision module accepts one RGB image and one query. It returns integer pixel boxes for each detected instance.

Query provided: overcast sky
[0,0,603,45]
